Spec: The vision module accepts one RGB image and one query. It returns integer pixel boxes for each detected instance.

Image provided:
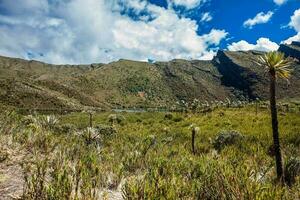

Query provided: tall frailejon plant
[255,51,293,181]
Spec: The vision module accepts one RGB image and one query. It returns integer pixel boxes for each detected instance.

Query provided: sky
[0,0,299,64]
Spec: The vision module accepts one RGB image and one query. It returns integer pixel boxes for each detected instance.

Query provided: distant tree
[255,51,293,181]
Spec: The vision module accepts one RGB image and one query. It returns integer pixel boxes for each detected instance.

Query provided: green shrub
[213,130,243,152]
[173,116,183,122]
[95,124,117,136]
[108,114,125,125]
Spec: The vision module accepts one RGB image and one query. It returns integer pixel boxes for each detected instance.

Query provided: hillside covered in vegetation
[0,42,299,110]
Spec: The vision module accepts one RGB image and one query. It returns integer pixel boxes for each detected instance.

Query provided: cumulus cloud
[227,38,279,52]
[289,8,300,32]
[168,0,206,9]
[0,0,227,64]
[282,8,300,44]
[243,11,274,29]
[273,0,288,5]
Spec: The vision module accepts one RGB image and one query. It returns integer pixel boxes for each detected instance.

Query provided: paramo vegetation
[0,100,300,199]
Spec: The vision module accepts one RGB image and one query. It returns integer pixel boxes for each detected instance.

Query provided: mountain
[0,42,299,110]
[278,41,300,60]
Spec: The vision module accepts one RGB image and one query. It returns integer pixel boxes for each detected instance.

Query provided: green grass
[1,106,300,199]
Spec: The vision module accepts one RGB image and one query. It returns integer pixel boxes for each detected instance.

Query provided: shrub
[173,116,183,122]
[108,114,125,125]
[79,125,116,146]
[95,124,117,136]
[136,118,142,123]
[212,130,243,152]
[164,113,173,120]
[39,115,59,130]
[81,127,101,145]
[285,157,300,186]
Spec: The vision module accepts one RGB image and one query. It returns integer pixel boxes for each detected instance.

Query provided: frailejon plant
[1,105,300,199]
[190,124,200,155]
[255,51,293,181]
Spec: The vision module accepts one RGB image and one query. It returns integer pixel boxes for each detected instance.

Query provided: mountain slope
[0,42,300,110]
[279,41,300,60]
[213,50,300,100]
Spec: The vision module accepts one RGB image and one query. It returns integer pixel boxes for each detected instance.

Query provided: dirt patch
[0,142,25,200]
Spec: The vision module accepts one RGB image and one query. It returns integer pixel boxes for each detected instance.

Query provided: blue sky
[0,0,299,64]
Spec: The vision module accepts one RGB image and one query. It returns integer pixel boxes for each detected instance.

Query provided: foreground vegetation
[0,105,300,199]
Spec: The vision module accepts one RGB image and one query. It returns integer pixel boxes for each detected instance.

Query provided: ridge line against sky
[0,0,299,64]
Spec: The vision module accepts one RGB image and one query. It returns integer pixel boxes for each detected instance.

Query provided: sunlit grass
[0,105,300,199]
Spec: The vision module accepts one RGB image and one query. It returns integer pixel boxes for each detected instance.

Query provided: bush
[80,126,116,146]
[173,116,184,122]
[212,130,243,152]
[136,118,142,123]
[108,114,125,125]
[285,157,300,186]
[164,113,173,120]
[95,124,117,136]
[39,115,59,130]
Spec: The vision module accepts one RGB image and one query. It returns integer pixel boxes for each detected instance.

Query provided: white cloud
[168,0,206,9]
[243,11,274,29]
[200,12,212,22]
[273,0,288,5]
[282,8,300,44]
[228,38,279,52]
[0,0,227,64]
[283,33,300,44]
[289,8,300,32]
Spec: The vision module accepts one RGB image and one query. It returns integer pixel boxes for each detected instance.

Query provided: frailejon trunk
[192,128,196,155]
[270,72,283,180]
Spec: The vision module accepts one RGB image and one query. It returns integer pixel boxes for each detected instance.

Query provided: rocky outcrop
[213,50,300,100]
[279,42,300,60]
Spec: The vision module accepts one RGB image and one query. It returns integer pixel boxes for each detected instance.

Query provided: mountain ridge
[0,43,299,110]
